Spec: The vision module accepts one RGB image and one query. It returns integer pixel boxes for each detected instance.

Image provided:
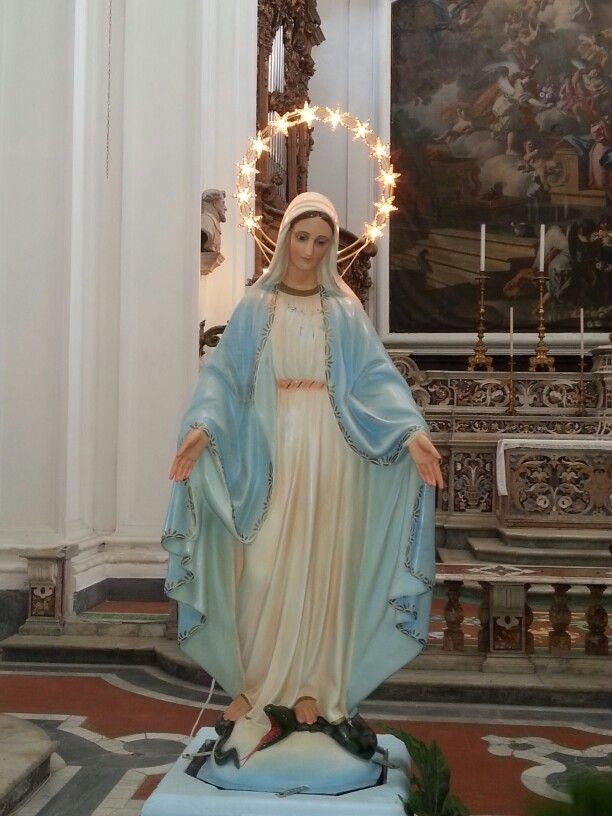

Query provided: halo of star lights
[235,104,399,273]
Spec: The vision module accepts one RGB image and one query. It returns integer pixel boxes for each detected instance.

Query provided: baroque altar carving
[254,0,377,304]
[390,349,612,534]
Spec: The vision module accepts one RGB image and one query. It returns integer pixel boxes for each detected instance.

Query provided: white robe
[236,289,367,729]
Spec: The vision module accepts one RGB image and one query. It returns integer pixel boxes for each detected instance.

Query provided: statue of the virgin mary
[162,192,443,794]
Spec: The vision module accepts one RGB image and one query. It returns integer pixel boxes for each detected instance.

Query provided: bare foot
[224,694,252,722]
[294,697,319,725]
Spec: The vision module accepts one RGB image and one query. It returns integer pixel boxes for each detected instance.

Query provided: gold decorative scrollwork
[254,1,376,304]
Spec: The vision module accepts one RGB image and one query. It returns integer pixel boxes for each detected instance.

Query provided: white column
[199,0,257,330]
[0,1,77,585]
[0,0,129,595]
[0,0,259,601]
[308,0,386,323]
[115,0,203,541]
[304,0,351,225]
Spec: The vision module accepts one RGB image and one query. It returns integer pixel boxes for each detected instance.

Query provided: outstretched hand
[169,428,209,481]
[408,433,445,489]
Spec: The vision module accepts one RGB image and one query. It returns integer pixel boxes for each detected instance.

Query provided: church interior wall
[0,0,260,626]
[309,0,390,325]
[1,1,81,630]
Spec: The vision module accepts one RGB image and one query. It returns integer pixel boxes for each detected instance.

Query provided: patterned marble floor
[1,661,611,816]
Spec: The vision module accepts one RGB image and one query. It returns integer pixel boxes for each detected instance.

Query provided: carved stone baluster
[478,581,490,652]
[443,580,465,651]
[524,583,534,654]
[548,583,572,654]
[585,585,609,656]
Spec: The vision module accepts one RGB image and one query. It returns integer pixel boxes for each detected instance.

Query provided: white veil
[253,192,359,301]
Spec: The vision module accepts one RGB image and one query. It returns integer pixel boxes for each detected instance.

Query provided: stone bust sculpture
[201,189,227,275]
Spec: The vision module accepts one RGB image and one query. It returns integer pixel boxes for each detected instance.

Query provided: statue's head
[202,189,227,222]
[286,210,335,278]
[253,191,357,301]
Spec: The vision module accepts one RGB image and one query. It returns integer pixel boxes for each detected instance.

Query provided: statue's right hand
[169,428,210,481]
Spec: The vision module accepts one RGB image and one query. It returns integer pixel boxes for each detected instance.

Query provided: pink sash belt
[276,378,325,390]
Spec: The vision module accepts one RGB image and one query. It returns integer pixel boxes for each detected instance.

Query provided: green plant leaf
[400,794,417,816]
[389,727,471,816]
[442,792,471,816]
[389,727,430,771]
[420,739,451,814]
[528,771,612,816]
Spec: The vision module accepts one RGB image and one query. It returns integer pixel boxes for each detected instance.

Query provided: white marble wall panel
[198,0,257,332]
[0,1,75,541]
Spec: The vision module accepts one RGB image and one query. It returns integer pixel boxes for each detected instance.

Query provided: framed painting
[388,0,611,352]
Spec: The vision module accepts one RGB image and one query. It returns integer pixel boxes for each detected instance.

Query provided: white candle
[580,308,584,359]
[539,224,545,272]
[509,307,514,361]
[480,223,485,272]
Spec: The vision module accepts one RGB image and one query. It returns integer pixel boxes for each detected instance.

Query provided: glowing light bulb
[379,169,401,188]
[366,223,383,242]
[244,214,262,233]
[372,139,391,160]
[325,107,344,131]
[299,102,319,127]
[250,132,270,158]
[375,197,398,217]
[352,120,372,141]
[237,188,252,204]
[239,161,258,178]
[270,113,290,136]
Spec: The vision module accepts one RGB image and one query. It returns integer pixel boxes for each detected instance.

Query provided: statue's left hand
[408,433,445,489]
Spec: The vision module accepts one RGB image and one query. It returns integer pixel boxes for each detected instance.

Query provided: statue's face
[214,196,227,222]
[287,216,333,274]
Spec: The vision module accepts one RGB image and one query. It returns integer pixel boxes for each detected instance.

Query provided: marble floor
[1,661,611,816]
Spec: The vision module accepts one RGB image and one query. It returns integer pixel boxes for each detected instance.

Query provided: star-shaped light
[250,131,270,158]
[299,102,319,127]
[379,168,401,188]
[374,197,398,217]
[325,106,344,131]
[239,161,259,178]
[366,223,384,242]
[352,119,372,141]
[270,113,290,136]
[372,139,391,160]
[237,187,253,204]
[244,214,262,233]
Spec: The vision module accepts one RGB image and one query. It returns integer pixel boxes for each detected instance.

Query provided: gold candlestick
[468,271,493,371]
[528,270,555,372]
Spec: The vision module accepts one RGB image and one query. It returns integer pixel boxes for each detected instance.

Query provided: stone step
[59,615,168,638]
[0,715,56,816]
[2,635,610,708]
[499,527,612,551]
[436,547,480,564]
[467,537,610,567]
[378,661,612,708]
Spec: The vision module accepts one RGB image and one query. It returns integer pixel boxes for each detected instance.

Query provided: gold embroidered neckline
[278,281,320,297]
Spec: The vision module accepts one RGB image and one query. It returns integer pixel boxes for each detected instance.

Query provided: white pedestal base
[141,728,409,815]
